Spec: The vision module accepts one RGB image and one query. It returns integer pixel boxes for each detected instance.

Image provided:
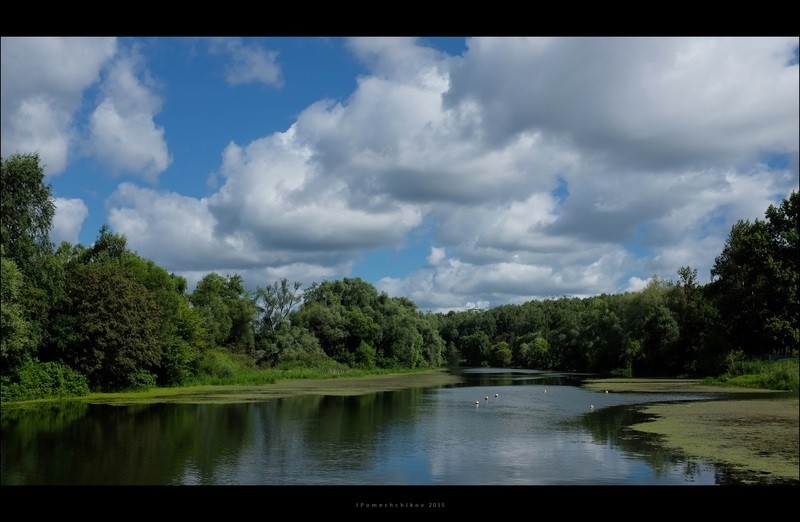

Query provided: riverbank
[583,377,799,482]
[2,369,462,408]
[582,377,776,393]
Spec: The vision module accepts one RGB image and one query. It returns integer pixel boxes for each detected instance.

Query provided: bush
[354,341,376,369]
[715,356,798,391]
[158,337,198,385]
[1,359,89,402]
[762,359,799,391]
[610,365,633,378]
[128,369,157,389]
[198,348,254,379]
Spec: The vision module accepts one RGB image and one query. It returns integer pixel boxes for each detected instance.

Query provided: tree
[416,314,445,367]
[51,262,164,389]
[517,334,550,369]
[490,341,513,367]
[460,331,491,366]
[0,254,36,373]
[190,273,256,352]
[0,153,55,279]
[1,154,64,357]
[82,224,127,264]
[710,192,799,356]
[292,300,348,361]
[254,279,303,334]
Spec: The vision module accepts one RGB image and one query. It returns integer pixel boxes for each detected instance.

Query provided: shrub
[1,359,89,402]
[763,359,799,391]
[354,341,376,369]
[610,365,633,378]
[198,348,254,379]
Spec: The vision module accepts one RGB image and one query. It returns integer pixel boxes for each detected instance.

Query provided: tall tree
[0,254,36,373]
[711,192,799,356]
[254,279,303,334]
[1,154,65,368]
[51,262,164,389]
[190,272,256,352]
[0,153,55,278]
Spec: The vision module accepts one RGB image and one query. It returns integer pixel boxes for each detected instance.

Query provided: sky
[1,37,798,311]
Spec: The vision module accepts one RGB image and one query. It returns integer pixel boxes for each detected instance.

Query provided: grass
[701,357,798,391]
[1,367,461,408]
[183,364,432,388]
[581,377,776,394]
[1,345,456,406]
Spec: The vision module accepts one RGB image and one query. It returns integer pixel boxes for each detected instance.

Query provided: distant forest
[2,153,798,400]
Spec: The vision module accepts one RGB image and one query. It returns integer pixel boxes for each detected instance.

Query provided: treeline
[437,190,798,376]
[0,154,445,400]
[1,153,797,400]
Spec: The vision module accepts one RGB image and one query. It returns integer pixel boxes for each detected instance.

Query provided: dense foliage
[1,153,796,400]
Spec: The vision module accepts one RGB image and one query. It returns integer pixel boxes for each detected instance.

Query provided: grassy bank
[2,368,461,408]
[581,377,775,394]
[701,357,798,391]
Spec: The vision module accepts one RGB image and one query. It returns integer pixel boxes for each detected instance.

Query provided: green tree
[417,314,445,367]
[51,262,164,389]
[517,334,550,369]
[294,278,443,368]
[82,224,127,264]
[490,341,513,367]
[254,279,303,335]
[190,273,256,352]
[292,300,348,361]
[0,254,36,373]
[1,154,66,365]
[710,192,799,357]
[381,305,424,367]
[0,153,55,279]
[546,299,585,371]
[257,323,328,367]
[122,249,203,384]
[460,331,491,366]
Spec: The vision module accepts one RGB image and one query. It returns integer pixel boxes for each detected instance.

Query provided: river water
[1,368,746,485]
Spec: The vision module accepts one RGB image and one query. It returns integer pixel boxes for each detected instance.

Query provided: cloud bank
[7,37,798,310]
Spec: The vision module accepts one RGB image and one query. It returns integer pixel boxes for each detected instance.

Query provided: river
[1,368,743,485]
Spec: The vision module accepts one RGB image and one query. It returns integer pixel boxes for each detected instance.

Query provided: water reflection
[577,404,716,482]
[1,387,429,485]
[0,371,783,485]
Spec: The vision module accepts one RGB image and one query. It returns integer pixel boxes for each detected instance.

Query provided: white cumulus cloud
[87,50,171,181]
[51,197,89,244]
[1,37,117,175]
[427,246,446,266]
[104,37,799,309]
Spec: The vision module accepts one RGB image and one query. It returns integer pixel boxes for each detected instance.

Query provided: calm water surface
[1,369,749,485]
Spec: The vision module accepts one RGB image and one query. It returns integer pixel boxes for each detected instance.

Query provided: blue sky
[2,37,798,311]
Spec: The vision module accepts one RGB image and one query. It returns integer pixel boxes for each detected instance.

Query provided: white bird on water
[495,393,499,397]
[590,404,595,411]
[543,389,547,394]
[475,401,480,406]
[484,396,489,401]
